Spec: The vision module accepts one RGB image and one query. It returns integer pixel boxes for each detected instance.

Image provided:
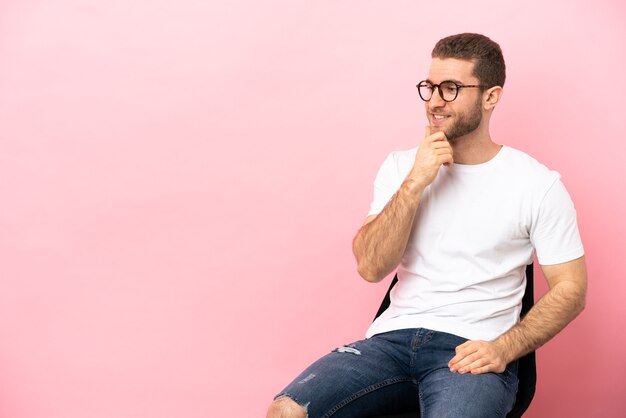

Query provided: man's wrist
[493,333,522,365]
[401,176,427,197]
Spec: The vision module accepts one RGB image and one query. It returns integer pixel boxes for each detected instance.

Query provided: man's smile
[431,113,451,126]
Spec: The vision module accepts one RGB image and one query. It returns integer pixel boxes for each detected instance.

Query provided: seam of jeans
[409,329,434,374]
[411,328,434,351]
[418,383,425,418]
[321,376,414,418]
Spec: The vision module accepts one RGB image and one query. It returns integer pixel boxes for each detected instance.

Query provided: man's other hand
[448,340,509,375]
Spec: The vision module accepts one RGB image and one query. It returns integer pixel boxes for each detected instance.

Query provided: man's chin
[430,125,455,140]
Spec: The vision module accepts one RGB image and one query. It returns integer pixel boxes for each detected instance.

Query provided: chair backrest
[372,264,536,418]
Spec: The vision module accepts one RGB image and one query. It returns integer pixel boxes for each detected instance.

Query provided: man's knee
[266,396,307,418]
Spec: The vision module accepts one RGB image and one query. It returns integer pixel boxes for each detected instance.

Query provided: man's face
[425,58,484,141]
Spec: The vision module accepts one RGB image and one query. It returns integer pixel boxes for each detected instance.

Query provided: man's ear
[483,86,503,110]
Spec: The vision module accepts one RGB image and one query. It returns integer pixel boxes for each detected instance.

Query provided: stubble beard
[437,97,483,141]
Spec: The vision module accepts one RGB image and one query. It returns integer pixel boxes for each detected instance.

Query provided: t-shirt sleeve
[367,152,403,216]
[530,178,584,265]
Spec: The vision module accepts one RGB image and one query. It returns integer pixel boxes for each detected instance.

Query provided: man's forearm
[448,259,586,376]
[494,278,587,363]
[352,178,425,282]
[353,128,453,282]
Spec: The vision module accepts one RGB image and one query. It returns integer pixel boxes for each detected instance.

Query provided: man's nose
[428,87,446,108]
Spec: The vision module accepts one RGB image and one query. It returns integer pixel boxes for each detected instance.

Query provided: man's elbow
[353,241,384,283]
[356,262,384,283]
[569,280,587,318]
[575,287,587,315]
[576,273,588,312]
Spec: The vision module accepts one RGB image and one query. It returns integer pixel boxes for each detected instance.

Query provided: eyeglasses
[416,80,485,102]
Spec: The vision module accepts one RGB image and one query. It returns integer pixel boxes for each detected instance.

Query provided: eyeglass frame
[416,80,486,102]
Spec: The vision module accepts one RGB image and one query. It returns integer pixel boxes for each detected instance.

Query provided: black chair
[373,264,536,418]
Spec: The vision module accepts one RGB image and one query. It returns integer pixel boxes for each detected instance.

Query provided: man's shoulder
[500,146,562,194]
[501,146,555,176]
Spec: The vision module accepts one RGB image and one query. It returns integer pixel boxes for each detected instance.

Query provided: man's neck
[450,129,501,165]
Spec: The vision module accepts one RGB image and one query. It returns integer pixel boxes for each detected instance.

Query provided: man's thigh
[274,331,419,418]
[419,362,519,418]
[410,329,518,418]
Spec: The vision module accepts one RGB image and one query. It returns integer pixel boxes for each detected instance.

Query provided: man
[267,33,586,418]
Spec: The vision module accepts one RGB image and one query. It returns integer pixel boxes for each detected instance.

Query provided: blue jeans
[275,328,518,418]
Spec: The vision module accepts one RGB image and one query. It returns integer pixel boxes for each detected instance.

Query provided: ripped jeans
[274,328,518,418]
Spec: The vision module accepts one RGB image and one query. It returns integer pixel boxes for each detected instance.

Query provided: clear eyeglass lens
[439,82,458,101]
[418,83,433,101]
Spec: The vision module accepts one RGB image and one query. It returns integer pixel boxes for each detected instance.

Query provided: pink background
[1,1,624,417]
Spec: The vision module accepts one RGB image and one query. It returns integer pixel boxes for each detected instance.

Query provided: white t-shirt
[365,145,584,341]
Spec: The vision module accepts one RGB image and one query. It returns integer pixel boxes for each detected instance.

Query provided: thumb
[425,125,432,138]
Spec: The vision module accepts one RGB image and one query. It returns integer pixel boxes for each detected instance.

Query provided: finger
[424,126,447,143]
[461,355,506,374]
[455,341,478,356]
[435,148,453,159]
[457,356,491,374]
[472,358,506,374]
[440,154,454,167]
[430,138,453,165]
[449,346,476,369]
[431,140,452,149]
[449,341,480,364]
[430,131,448,142]
[452,353,484,373]
[470,364,496,375]
[449,349,469,366]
